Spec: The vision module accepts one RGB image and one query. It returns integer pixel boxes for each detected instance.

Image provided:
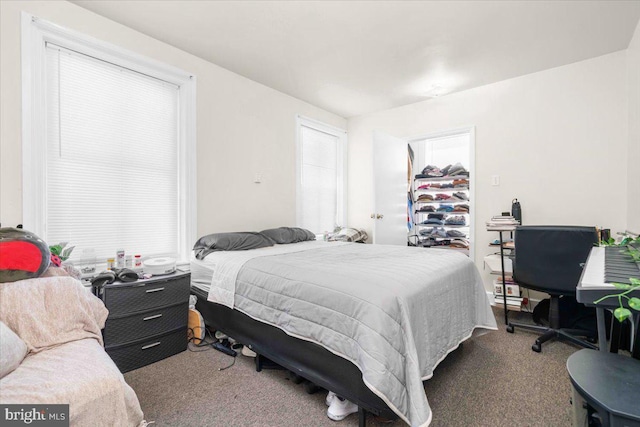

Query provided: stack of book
[493,274,523,311]
[493,295,524,311]
[486,215,519,230]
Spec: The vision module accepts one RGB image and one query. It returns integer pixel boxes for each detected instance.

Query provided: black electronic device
[212,341,237,357]
[511,198,522,224]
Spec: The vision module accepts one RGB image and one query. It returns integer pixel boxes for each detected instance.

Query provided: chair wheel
[532,343,541,353]
[303,381,320,394]
[506,325,514,333]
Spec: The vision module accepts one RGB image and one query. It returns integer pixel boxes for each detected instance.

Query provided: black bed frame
[192,286,398,426]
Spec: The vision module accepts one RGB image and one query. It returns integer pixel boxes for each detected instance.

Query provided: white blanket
[206,240,346,307]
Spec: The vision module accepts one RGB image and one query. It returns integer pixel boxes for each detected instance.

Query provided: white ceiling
[73,1,640,118]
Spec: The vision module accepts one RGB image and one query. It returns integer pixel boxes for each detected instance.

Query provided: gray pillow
[260,227,316,244]
[0,321,28,378]
[193,232,274,260]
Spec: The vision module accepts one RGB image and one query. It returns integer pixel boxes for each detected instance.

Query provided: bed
[190,239,497,427]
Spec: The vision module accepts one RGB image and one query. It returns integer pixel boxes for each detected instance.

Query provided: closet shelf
[414,175,469,182]
[414,199,469,204]
[415,186,469,192]
[415,224,469,228]
[411,160,471,255]
[415,211,469,215]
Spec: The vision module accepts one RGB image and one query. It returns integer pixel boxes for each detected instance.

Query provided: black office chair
[507,225,599,352]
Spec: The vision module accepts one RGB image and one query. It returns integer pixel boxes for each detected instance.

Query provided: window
[296,116,347,234]
[22,15,196,265]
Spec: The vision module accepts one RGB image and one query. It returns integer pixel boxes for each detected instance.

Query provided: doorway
[408,128,475,258]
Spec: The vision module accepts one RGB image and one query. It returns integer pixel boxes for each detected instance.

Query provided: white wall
[0,0,346,237]
[348,52,628,291]
[628,21,640,233]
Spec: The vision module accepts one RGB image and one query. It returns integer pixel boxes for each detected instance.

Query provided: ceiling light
[424,85,444,97]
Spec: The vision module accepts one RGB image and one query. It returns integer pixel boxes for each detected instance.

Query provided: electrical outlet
[491,175,500,186]
[254,173,262,184]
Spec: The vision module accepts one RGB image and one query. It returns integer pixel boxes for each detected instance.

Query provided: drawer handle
[143,314,162,321]
[146,287,165,293]
[141,342,161,350]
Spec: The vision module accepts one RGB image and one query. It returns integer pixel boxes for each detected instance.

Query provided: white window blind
[44,44,180,262]
[299,124,343,234]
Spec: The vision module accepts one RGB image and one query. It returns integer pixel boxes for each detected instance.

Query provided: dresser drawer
[106,328,187,373]
[104,274,190,315]
[104,302,188,346]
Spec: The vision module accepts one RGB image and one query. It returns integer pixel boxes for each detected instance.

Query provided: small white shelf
[486,226,517,232]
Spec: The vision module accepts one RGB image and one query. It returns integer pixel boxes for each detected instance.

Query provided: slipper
[114,268,139,282]
[91,270,116,288]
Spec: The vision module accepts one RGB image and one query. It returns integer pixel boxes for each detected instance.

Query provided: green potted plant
[594,235,640,322]
[48,242,75,267]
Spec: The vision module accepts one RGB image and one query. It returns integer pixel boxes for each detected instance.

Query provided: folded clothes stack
[421,219,443,225]
[424,165,444,177]
[421,213,445,225]
[416,194,434,202]
[416,205,435,213]
[449,239,470,249]
[453,204,469,213]
[419,227,448,238]
[446,229,466,238]
[436,204,454,212]
[452,192,468,201]
[446,163,469,177]
[419,238,451,247]
[445,215,467,226]
[435,193,451,201]
[414,163,469,179]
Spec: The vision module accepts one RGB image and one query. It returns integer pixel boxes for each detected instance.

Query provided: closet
[409,132,473,257]
[371,129,474,258]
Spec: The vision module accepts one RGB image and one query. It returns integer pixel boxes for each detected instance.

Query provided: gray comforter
[205,242,497,426]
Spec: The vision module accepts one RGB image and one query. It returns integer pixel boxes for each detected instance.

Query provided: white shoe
[325,391,337,406]
[241,346,257,357]
[327,397,358,421]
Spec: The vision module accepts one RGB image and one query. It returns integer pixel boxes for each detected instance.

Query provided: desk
[577,247,640,354]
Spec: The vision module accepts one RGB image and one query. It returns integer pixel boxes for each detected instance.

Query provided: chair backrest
[513,225,598,295]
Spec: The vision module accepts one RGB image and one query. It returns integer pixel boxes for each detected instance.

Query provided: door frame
[405,126,476,262]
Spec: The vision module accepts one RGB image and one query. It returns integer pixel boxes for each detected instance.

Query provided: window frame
[21,13,197,262]
[295,115,347,233]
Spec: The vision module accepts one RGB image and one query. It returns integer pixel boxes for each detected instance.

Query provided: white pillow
[0,321,28,378]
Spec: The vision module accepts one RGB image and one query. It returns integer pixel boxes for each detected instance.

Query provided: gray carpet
[124,308,580,426]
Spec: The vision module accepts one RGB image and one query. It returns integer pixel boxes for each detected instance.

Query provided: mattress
[192,242,497,426]
[190,253,217,293]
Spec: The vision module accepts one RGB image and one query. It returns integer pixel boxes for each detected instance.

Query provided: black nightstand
[100,271,191,373]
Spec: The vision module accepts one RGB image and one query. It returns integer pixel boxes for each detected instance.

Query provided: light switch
[254,173,262,184]
[491,175,500,186]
